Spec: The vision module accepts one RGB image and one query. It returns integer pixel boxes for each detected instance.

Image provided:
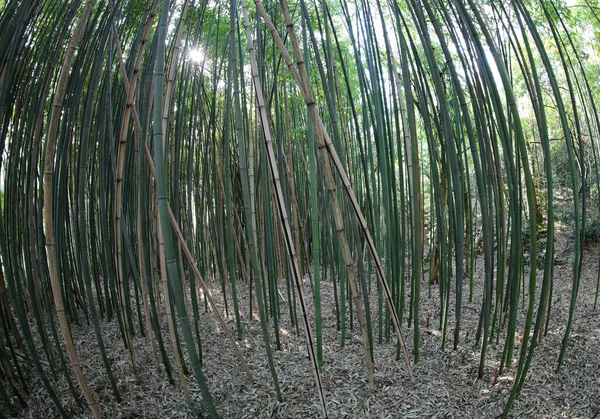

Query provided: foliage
[555,200,600,242]
[0,0,598,418]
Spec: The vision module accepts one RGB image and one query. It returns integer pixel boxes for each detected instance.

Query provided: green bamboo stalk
[240,0,327,413]
[255,0,413,381]
[76,12,121,400]
[224,15,243,340]
[231,0,281,392]
[151,0,217,415]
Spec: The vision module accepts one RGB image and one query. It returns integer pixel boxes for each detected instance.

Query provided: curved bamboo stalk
[497,0,553,404]
[113,0,160,377]
[151,0,217,416]
[42,1,101,417]
[113,21,255,384]
[538,0,583,373]
[76,9,121,401]
[424,0,492,376]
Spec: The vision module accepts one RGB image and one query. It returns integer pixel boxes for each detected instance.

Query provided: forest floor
[13,225,600,418]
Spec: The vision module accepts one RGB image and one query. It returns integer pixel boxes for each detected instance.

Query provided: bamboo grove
[0,0,598,417]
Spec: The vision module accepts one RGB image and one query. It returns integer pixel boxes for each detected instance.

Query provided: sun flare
[188,47,204,64]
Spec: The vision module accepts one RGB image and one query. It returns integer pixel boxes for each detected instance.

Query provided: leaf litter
[8,229,600,418]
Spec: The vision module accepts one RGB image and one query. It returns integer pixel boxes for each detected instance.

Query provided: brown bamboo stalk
[113,1,160,378]
[254,0,413,382]
[143,145,255,382]
[42,1,101,417]
[112,18,253,387]
[155,204,191,401]
[136,110,157,360]
[240,0,327,414]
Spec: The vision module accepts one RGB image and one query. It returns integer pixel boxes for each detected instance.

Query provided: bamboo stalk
[254,0,414,381]
[240,0,327,414]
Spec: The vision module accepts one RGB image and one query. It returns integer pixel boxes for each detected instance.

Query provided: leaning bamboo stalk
[113,8,254,391]
[112,22,254,381]
[295,0,371,374]
[143,144,255,382]
[298,0,370,363]
[254,0,414,382]
[42,1,100,417]
[155,206,191,401]
[240,0,327,415]
[230,1,282,395]
[168,205,255,380]
[152,0,218,414]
